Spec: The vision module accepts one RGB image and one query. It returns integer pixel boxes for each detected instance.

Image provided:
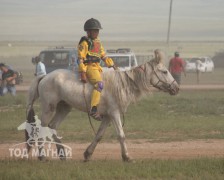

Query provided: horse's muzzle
[169,82,179,95]
[169,86,179,95]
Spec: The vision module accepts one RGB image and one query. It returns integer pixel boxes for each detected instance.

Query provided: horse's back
[38,69,92,109]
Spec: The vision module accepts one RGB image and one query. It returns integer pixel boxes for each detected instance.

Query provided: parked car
[101,48,138,71]
[185,57,214,72]
[32,47,78,74]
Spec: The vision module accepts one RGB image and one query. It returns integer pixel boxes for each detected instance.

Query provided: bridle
[125,62,176,93]
[146,62,176,92]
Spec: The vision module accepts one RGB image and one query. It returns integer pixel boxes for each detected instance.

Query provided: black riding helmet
[84,18,102,31]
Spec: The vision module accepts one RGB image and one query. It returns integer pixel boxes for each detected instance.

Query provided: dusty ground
[1,139,224,160]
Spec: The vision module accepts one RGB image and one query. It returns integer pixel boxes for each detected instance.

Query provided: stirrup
[90,112,103,121]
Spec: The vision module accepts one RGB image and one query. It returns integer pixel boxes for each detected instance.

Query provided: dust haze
[0,0,224,41]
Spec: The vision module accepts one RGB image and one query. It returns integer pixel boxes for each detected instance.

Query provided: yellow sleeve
[100,42,114,67]
[104,57,114,67]
[78,40,88,72]
[78,63,87,72]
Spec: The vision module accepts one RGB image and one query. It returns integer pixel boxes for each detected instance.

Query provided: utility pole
[167,0,173,45]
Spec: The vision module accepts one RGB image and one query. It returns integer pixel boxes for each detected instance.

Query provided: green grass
[1,80,224,179]
[1,91,224,143]
[0,158,224,180]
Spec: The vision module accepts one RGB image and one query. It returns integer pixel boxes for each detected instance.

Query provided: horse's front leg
[111,112,131,162]
[84,117,110,161]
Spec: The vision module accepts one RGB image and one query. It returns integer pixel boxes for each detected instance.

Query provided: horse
[26,51,179,161]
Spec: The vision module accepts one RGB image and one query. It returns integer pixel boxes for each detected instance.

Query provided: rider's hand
[80,72,87,83]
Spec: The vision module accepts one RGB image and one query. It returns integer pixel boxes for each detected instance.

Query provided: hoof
[57,147,66,161]
[83,159,89,163]
[38,156,46,161]
[59,156,66,161]
[122,155,133,162]
[84,150,92,162]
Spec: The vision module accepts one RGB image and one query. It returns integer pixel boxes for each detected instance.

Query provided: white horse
[26,52,179,161]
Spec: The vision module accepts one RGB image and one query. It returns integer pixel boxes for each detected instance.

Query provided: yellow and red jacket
[78,36,114,72]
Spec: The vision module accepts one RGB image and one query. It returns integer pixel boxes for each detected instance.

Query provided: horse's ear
[156,62,169,74]
[154,49,165,64]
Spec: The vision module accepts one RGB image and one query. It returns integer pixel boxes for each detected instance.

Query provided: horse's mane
[103,62,152,113]
[102,50,165,113]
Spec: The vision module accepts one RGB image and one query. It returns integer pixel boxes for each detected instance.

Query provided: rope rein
[83,84,96,135]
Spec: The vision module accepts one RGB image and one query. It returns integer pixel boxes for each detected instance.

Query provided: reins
[83,84,96,135]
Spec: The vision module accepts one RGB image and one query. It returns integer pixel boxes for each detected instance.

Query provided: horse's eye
[163,70,168,74]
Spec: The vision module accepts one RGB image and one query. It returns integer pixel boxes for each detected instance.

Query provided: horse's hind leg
[48,101,71,129]
[38,102,55,161]
[84,117,111,161]
[49,101,71,160]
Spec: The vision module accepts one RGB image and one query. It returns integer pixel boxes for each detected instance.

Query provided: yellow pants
[86,64,103,108]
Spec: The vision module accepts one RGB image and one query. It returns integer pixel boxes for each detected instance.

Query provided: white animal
[26,51,179,161]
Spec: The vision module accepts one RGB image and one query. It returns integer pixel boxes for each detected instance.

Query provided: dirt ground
[1,139,224,160]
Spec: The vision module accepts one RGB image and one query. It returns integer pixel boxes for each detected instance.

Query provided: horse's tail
[26,75,45,150]
[26,75,45,116]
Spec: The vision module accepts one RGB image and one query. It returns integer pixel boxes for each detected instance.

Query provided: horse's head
[148,60,179,95]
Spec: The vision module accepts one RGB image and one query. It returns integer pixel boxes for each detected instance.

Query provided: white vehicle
[185,57,214,73]
[101,48,138,71]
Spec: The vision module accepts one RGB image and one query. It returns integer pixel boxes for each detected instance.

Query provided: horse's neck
[119,64,153,100]
[110,70,143,113]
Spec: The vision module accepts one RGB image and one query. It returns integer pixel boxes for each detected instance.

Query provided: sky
[0,0,224,41]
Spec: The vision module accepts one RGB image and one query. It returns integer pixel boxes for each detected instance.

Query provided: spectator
[0,63,17,96]
[34,56,46,76]
[169,52,186,85]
